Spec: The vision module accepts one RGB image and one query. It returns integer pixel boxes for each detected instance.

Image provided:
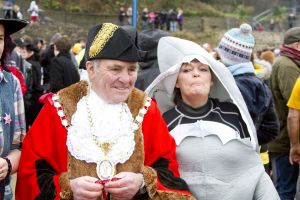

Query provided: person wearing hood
[146,36,279,199]
[217,23,279,146]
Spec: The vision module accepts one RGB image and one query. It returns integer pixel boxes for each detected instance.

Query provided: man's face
[296,42,300,51]
[86,59,138,103]
[0,24,4,59]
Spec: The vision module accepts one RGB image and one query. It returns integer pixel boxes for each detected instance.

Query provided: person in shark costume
[146,36,280,200]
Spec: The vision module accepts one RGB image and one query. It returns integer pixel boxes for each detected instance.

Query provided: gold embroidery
[89,23,119,58]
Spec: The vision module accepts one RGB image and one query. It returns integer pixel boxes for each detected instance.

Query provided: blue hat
[217,23,255,66]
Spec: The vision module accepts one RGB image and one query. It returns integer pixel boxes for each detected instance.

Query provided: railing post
[132,0,137,28]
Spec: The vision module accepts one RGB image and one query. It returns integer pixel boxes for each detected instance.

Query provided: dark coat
[24,54,44,128]
[49,52,80,93]
[234,73,279,145]
[135,29,169,91]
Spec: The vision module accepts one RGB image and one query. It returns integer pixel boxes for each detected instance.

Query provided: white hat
[146,36,258,150]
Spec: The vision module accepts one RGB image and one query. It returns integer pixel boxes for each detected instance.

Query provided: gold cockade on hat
[89,23,119,59]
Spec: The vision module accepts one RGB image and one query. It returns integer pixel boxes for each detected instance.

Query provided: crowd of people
[118,7,184,31]
[2,0,41,24]
[0,5,299,200]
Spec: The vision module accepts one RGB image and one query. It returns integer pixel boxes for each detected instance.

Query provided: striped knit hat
[217,23,255,66]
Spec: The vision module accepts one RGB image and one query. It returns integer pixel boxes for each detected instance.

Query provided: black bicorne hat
[85,23,147,62]
[0,19,28,35]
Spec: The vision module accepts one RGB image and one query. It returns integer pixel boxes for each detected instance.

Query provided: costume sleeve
[16,98,68,200]
[142,99,192,199]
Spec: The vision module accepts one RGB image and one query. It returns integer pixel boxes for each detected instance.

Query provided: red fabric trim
[8,66,27,94]
[53,175,61,200]
[16,102,68,199]
[142,99,180,176]
[157,177,191,195]
[39,93,54,105]
[16,96,189,198]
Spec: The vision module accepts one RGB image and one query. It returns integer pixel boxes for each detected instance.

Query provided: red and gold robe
[16,81,193,200]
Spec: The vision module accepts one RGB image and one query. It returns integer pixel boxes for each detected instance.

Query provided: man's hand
[289,144,300,164]
[70,176,103,200]
[104,172,144,200]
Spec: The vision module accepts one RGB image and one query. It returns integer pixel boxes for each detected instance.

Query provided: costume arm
[16,100,68,200]
[142,100,192,199]
[253,172,280,200]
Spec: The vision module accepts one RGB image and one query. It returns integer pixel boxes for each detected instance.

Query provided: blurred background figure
[12,4,22,20]
[27,1,40,24]
[49,36,80,93]
[270,18,275,31]
[169,9,177,32]
[177,9,184,31]
[288,13,296,29]
[126,6,132,25]
[21,43,43,130]
[141,8,149,30]
[135,29,169,90]
[117,7,126,26]
[2,0,14,19]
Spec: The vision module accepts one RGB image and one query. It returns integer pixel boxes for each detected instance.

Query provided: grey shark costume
[146,37,279,200]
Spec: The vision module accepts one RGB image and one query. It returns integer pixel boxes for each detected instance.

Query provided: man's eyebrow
[128,64,137,68]
[106,64,137,70]
[110,64,122,68]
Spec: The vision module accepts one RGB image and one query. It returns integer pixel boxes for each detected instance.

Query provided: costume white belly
[172,123,279,200]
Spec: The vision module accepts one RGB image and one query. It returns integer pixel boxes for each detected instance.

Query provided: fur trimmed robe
[16,81,194,200]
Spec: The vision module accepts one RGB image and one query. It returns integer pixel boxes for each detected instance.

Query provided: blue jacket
[229,62,279,145]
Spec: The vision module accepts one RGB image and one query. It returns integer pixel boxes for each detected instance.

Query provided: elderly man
[16,23,193,200]
[268,27,300,200]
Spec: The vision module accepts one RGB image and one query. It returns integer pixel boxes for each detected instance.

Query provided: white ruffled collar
[66,90,135,164]
[52,86,152,165]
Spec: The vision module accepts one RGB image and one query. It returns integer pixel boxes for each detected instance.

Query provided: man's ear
[86,61,95,81]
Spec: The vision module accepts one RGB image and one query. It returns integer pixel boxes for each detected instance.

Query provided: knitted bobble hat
[217,23,255,66]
